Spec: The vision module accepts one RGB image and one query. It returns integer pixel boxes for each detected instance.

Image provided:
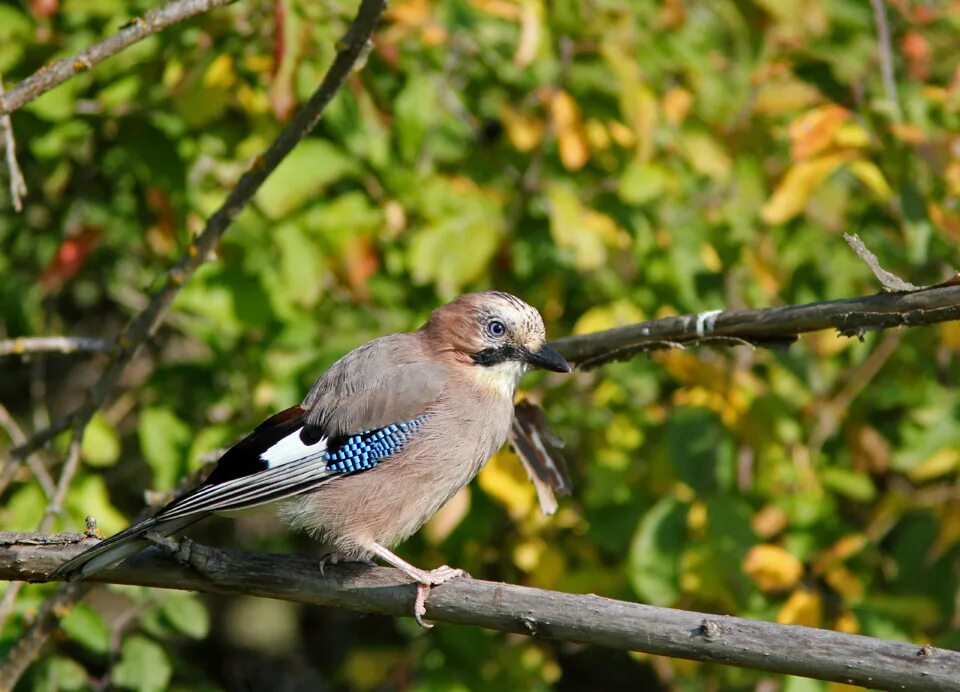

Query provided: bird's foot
[411,565,468,629]
[318,551,376,577]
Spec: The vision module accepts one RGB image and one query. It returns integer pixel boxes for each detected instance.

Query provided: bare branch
[843,233,918,291]
[869,0,902,122]
[0,0,237,117]
[0,77,27,210]
[550,285,960,369]
[0,336,115,358]
[0,533,956,690]
[0,403,54,498]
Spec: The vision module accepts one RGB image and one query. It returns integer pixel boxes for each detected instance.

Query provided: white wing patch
[260,427,327,468]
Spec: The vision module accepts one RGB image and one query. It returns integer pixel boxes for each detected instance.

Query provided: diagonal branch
[0,0,386,683]
[3,0,387,477]
[0,0,237,117]
[0,533,956,691]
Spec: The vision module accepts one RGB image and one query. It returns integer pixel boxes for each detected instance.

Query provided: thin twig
[0,1,387,684]
[0,336,115,358]
[0,77,27,210]
[0,403,54,498]
[869,0,902,122]
[0,534,957,690]
[0,0,238,117]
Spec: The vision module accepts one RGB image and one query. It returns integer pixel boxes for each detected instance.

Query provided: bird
[50,291,571,625]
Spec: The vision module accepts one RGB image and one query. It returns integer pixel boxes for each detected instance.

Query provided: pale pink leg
[367,543,468,628]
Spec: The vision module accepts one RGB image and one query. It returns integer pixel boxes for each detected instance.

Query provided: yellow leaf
[939,321,960,350]
[608,121,636,148]
[789,104,849,160]
[777,589,821,627]
[699,244,722,272]
[500,104,545,152]
[513,0,543,68]
[572,300,645,335]
[753,79,821,116]
[662,87,693,125]
[547,184,629,271]
[678,131,731,181]
[751,505,789,539]
[930,501,960,560]
[743,544,804,592]
[833,122,871,149]
[906,447,960,482]
[203,55,236,89]
[848,160,893,200]
[550,90,589,170]
[834,610,859,634]
[761,153,846,225]
[825,566,864,602]
[584,119,611,151]
[478,449,536,519]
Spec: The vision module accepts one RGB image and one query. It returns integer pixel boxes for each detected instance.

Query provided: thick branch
[0,336,115,358]
[0,533,955,691]
[0,0,236,116]
[551,285,960,369]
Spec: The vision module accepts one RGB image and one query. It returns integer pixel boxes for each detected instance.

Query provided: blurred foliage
[1,0,960,689]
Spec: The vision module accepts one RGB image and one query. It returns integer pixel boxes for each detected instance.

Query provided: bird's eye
[486,320,506,338]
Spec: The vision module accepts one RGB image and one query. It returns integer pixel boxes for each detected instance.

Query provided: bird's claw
[412,565,467,629]
[318,552,376,577]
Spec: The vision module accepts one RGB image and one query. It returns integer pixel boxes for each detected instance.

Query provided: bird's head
[423,291,570,395]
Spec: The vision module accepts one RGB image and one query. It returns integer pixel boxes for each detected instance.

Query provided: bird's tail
[49,515,200,582]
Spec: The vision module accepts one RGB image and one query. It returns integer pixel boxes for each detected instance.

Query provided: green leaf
[60,603,110,654]
[255,140,358,219]
[81,412,121,467]
[161,594,210,639]
[111,635,173,692]
[41,656,90,691]
[821,467,876,502]
[628,497,688,606]
[138,406,191,491]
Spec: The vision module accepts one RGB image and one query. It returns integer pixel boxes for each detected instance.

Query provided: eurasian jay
[51,291,571,625]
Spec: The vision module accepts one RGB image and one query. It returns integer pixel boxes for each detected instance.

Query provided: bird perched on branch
[51,291,571,625]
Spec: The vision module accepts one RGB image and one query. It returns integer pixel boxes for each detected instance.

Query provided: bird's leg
[367,543,468,628]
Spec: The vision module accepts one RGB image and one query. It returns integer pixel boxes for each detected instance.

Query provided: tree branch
[0,77,27,210]
[0,336,115,358]
[551,284,960,369]
[869,0,902,122]
[0,533,956,690]
[0,0,237,117]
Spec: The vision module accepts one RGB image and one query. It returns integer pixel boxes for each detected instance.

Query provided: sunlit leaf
[111,636,172,692]
[743,544,804,592]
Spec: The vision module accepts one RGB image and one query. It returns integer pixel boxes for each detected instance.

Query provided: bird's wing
[301,333,449,436]
[153,340,449,522]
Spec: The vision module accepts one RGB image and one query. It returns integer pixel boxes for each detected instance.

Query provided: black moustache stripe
[471,345,523,366]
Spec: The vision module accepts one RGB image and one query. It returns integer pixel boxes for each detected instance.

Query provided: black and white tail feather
[51,406,335,581]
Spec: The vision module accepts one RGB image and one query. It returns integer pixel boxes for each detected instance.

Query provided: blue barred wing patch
[324,415,427,474]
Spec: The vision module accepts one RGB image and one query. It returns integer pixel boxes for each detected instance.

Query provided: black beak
[524,344,572,373]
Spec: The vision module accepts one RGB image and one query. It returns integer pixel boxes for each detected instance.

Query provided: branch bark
[0,0,237,117]
[550,284,960,369]
[0,532,956,691]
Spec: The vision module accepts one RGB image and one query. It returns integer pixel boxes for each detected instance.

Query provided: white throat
[473,360,527,399]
